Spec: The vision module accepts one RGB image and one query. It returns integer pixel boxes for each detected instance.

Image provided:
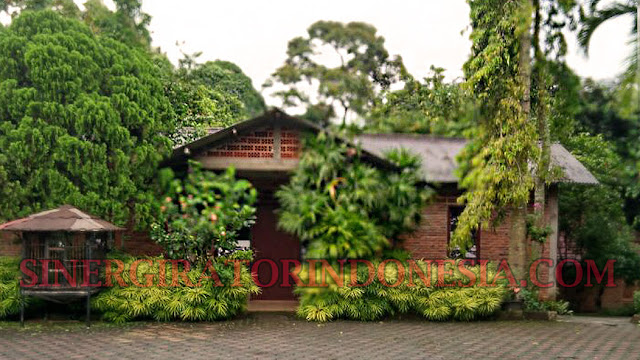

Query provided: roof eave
[163,108,400,171]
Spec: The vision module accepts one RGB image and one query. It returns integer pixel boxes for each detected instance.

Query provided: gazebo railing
[21,232,107,289]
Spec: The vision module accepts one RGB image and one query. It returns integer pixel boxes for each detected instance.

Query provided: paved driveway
[0,314,638,359]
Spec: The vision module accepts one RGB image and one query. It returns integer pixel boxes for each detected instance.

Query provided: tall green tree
[575,78,640,229]
[0,10,174,225]
[560,133,640,284]
[265,21,406,126]
[189,60,266,118]
[452,0,538,277]
[1,0,152,49]
[366,66,475,136]
[163,54,266,146]
[82,0,152,49]
[454,0,582,278]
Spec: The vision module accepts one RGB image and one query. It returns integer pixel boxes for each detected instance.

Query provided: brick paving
[0,314,639,359]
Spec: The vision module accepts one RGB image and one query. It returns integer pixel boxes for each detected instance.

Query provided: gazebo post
[20,233,26,327]
[86,233,93,328]
[20,293,24,328]
[86,291,91,328]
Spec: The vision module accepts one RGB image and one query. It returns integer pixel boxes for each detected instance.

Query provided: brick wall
[401,195,455,259]
[0,232,21,257]
[402,195,515,263]
[115,229,163,256]
[402,192,557,300]
[562,280,639,312]
[203,127,301,160]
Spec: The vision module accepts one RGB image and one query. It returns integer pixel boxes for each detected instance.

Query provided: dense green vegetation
[0,1,638,319]
[0,10,174,226]
[165,57,266,145]
[519,288,572,315]
[152,161,257,264]
[0,257,22,319]
[296,259,506,322]
[92,251,259,323]
[0,6,264,225]
[276,133,430,259]
[366,66,475,136]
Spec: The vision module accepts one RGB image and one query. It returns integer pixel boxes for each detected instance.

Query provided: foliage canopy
[0,10,174,225]
[152,162,257,264]
[276,133,430,260]
[266,20,406,126]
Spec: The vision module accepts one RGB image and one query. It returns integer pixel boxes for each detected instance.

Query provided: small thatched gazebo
[0,205,123,326]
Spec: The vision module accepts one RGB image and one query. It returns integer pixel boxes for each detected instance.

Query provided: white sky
[2,0,635,107]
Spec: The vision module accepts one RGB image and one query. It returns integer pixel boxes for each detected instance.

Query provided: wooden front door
[250,194,300,300]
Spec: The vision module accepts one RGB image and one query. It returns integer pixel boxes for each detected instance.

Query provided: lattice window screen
[280,128,300,159]
[207,128,275,158]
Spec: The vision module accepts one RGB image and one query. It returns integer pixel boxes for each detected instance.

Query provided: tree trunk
[532,0,551,260]
[509,205,528,281]
[512,0,534,278]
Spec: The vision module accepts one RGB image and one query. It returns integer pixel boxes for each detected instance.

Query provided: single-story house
[1,109,599,302]
[162,109,596,300]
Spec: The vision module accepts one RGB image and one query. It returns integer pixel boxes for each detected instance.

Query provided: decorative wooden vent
[207,127,275,158]
[205,127,301,160]
[281,128,300,159]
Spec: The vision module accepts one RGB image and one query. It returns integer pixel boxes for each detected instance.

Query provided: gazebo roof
[0,205,124,232]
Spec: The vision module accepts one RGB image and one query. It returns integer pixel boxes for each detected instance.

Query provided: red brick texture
[401,193,557,300]
[401,195,516,263]
[562,280,639,312]
[0,232,21,257]
[114,229,163,257]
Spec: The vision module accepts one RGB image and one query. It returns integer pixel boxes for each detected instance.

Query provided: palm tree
[578,0,639,113]
[579,1,638,54]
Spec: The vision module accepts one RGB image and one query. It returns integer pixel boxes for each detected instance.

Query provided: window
[236,226,252,251]
[448,206,479,260]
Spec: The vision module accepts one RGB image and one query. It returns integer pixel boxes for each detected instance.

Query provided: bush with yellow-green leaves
[296,259,506,322]
[0,257,24,319]
[92,251,259,323]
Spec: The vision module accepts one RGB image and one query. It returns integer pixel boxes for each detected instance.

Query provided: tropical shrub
[634,291,640,315]
[278,133,446,321]
[520,288,572,315]
[560,134,640,283]
[296,260,506,322]
[0,257,23,319]
[276,133,430,259]
[92,251,259,323]
[151,161,257,264]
